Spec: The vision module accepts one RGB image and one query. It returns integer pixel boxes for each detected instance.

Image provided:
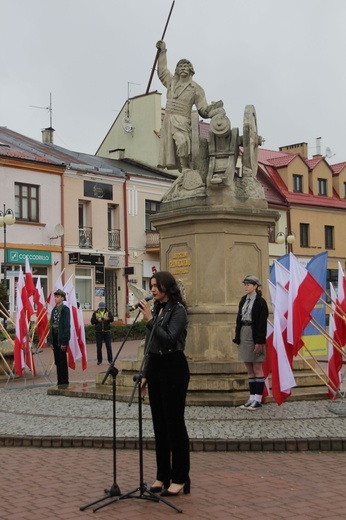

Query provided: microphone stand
[80,310,142,512]
[89,313,182,514]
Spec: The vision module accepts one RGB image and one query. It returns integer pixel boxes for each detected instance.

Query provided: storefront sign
[7,249,52,266]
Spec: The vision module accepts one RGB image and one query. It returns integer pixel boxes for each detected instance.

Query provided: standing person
[48,289,70,386]
[233,275,269,410]
[156,39,222,173]
[90,302,114,365]
[139,271,190,497]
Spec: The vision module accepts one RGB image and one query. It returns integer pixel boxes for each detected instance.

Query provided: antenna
[325,147,335,159]
[122,82,140,134]
[30,92,53,127]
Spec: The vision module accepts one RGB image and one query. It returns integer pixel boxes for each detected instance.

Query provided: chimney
[314,136,322,157]
[41,127,55,144]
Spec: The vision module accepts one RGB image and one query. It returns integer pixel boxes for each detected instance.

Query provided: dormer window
[293,174,303,193]
[318,178,327,196]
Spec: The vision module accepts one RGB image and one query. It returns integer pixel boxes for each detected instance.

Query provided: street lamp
[0,205,16,329]
[276,230,296,253]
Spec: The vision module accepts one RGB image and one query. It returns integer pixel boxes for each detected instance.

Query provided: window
[75,267,92,310]
[145,200,160,231]
[293,175,303,193]
[318,178,327,196]
[300,223,309,247]
[344,182,346,199]
[268,225,276,243]
[325,226,334,249]
[15,183,39,222]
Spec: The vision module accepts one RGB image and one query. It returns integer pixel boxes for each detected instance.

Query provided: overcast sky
[2,0,346,163]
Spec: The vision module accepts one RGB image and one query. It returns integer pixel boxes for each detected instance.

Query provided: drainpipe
[123,174,130,324]
[61,170,65,283]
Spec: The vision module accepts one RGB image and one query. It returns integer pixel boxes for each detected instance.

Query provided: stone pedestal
[151,194,278,366]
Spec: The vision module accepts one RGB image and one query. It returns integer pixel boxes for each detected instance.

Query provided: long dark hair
[150,271,186,309]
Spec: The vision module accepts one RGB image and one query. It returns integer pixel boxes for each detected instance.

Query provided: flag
[14,268,35,376]
[287,253,324,355]
[33,276,49,349]
[269,253,290,284]
[271,282,296,405]
[303,252,328,339]
[327,284,343,399]
[24,257,36,297]
[47,269,65,315]
[262,320,273,403]
[63,275,87,370]
[274,260,290,290]
[63,276,81,369]
[333,262,346,347]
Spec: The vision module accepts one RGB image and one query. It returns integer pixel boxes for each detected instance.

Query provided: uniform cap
[98,302,106,308]
[54,289,66,300]
[242,275,261,286]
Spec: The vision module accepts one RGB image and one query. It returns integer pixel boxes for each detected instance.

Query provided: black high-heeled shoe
[149,480,170,493]
[160,477,191,496]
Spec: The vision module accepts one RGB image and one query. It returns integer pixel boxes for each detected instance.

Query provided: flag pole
[145,0,175,94]
[310,318,346,360]
[0,302,15,326]
[297,351,342,397]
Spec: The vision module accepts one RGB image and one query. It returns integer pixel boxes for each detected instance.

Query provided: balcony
[79,227,93,249]
[146,230,160,251]
[108,228,121,250]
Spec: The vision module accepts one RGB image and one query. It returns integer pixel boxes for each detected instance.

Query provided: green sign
[7,249,52,266]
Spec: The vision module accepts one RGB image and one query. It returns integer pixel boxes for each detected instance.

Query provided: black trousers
[96,331,113,363]
[147,350,190,485]
[52,332,69,385]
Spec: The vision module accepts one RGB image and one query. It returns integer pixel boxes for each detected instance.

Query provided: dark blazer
[142,300,188,377]
[233,293,268,345]
[90,308,114,332]
[48,304,71,346]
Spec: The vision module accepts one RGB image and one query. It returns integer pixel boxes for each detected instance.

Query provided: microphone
[129,294,153,311]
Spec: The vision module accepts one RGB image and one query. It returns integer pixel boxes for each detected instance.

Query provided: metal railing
[108,228,121,250]
[146,230,159,249]
[79,227,93,249]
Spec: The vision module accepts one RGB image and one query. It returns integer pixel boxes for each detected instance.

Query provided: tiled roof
[330,162,346,175]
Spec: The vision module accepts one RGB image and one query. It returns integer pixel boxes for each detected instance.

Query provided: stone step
[48,382,329,407]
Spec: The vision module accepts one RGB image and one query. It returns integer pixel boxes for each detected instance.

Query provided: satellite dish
[325,147,333,158]
[54,224,64,237]
[122,116,133,133]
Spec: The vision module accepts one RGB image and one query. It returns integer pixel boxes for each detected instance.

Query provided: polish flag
[274,260,290,290]
[261,320,273,403]
[327,284,343,399]
[333,263,346,348]
[64,276,87,370]
[271,282,296,405]
[14,268,35,376]
[287,253,324,355]
[33,276,49,349]
[47,270,65,316]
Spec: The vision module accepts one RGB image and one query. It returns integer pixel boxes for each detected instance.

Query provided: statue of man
[156,40,219,173]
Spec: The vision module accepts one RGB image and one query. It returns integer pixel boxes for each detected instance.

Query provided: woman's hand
[139,299,153,321]
[141,377,147,399]
[254,344,263,355]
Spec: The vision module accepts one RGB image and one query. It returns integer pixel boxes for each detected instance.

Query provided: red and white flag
[33,276,49,349]
[64,276,87,370]
[327,283,343,399]
[274,260,290,290]
[287,253,324,355]
[333,262,346,348]
[47,269,65,316]
[14,268,35,376]
[271,282,296,405]
[261,320,273,403]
